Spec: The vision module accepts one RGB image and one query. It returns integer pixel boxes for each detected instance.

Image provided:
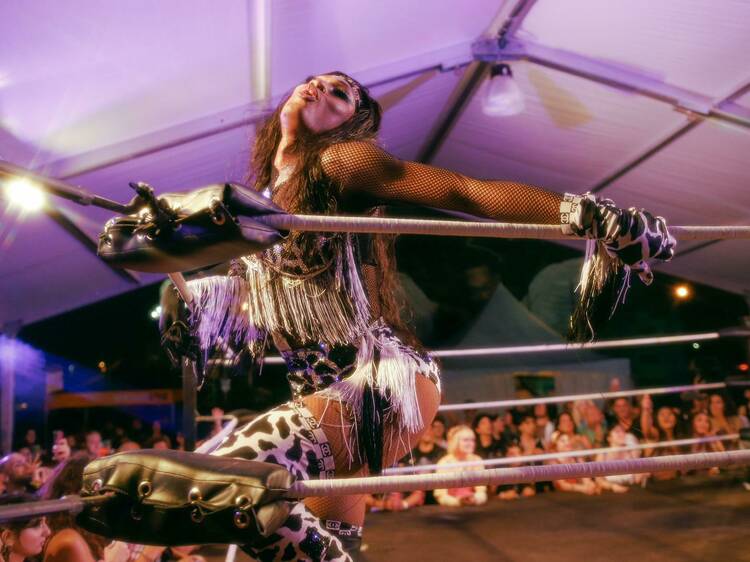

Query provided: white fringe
[318,322,441,436]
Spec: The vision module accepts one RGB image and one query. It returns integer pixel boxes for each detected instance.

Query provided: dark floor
[199,474,750,562]
[360,475,750,562]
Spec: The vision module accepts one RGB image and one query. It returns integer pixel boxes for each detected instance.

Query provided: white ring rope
[194,415,238,454]
[438,382,729,412]
[258,214,750,241]
[286,449,750,497]
[384,434,739,474]
[257,329,749,365]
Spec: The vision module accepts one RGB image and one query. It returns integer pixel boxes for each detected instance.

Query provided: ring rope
[258,214,750,241]
[286,449,750,497]
[438,382,728,412]
[255,329,749,365]
[1,449,747,522]
[384,433,739,474]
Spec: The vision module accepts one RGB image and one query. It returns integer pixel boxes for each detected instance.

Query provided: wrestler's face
[657,407,676,430]
[283,74,356,134]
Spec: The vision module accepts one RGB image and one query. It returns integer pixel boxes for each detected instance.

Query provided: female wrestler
[189,72,675,560]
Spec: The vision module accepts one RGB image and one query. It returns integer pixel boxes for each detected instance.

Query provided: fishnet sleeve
[321,141,563,224]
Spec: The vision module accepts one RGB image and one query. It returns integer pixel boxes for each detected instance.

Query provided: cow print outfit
[212,400,352,561]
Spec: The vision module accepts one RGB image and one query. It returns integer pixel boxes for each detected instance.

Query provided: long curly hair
[249,71,417,344]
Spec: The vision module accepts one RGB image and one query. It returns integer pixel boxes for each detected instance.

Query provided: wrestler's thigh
[302,374,440,524]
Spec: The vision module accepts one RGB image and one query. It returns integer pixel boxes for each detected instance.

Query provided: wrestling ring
[1,162,750,560]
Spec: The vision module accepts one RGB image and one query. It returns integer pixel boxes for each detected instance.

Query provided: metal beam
[473,37,750,131]
[45,42,473,181]
[417,0,538,163]
[249,0,272,109]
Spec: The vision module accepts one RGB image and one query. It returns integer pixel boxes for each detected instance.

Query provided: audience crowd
[367,385,750,512]
[1,387,749,559]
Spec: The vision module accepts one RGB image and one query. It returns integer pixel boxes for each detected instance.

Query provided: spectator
[517,415,544,456]
[595,425,647,492]
[609,397,650,441]
[496,444,535,501]
[550,412,590,451]
[152,437,170,450]
[690,411,724,476]
[578,401,607,448]
[533,404,555,449]
[644,405,683,481]
[117,439,141,453]
[0,454,36,494]
[51,435,71,466]
[409,427,446,468]
[21,429,42,462]
[472,414,501,459]
[84,431,103,459]
[0,494,51,561]
[434,426,487,507]
[431,416,448,449]
[551,434,598,496]
[708,393,741,439]
[145,421,171,449]
[41,452,165,562]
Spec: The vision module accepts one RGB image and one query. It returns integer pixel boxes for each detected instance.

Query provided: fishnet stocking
[321,141,563,223]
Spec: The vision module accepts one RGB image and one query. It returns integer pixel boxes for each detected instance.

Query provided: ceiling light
[482,64,525,117]
[3,178,46,212]
[673,284,692,300]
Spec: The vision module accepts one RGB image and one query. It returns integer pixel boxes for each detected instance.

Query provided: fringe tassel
[568,240,632,342]
[186,276,263,364]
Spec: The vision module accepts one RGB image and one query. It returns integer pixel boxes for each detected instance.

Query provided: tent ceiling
[2,0,749,329]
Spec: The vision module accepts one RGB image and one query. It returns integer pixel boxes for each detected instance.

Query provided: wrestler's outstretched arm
[321,140,563,224]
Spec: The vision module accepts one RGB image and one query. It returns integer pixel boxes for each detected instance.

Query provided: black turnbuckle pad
[98,182,285,273]
[78,449,294,546]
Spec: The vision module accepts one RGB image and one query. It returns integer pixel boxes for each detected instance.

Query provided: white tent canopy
[1,0,749,328]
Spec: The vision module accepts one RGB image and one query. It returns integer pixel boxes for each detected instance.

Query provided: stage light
[673,284,692,300]
[3,178,46,212]
[482,64,525,117]
[738,363,749,372]
[692,343,700,350]
[150,305,162,320]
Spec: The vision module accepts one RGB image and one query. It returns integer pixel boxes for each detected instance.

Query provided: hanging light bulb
[482,64,525,117]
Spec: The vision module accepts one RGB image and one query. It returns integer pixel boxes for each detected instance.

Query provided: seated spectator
[151,436,170,450]
[608,396,650,441]
[708,393,741,444]
[517,415,544,456]
[644,405,684,481]
[41,452,165,562]
[549,412,590,451]
[434,426,487,507]
[690,411,724,476]
[431,416,448,449]
[491,412,516,452]
[551,434,598,496]
[84,431,104,459]
[496,444,535,501]
[0,494,51,561]
[472,413,501,459]
[365,490,426,513]
[408,427,446,469]
[145,421,172,449]
[0,454,36,494]
[51,435,71,466]
[533,404,555,449]
[577,401,607,448]
[117,439,141,453]
[595,425,647,492]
